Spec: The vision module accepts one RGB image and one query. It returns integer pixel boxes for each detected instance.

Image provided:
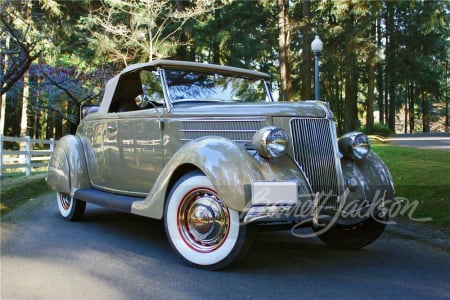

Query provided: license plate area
[251,181,298,205]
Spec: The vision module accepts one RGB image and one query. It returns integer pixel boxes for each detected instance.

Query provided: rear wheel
[314,215,387,250]
[164,172,250,270]
[57,192,86,221]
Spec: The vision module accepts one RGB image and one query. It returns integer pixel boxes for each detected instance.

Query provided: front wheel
[314,215,387,250]
[164,172,250,270]
[57,192,86,221]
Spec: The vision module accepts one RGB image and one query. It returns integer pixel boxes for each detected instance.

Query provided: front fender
[46,135,90,195]
[131,136,310,219]
[341,150,395,207]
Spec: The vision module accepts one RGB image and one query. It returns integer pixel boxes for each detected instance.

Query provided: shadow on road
[2,193,450,299]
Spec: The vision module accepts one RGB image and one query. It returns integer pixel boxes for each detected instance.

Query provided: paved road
[386,133,450,151]
[2,192,450,299]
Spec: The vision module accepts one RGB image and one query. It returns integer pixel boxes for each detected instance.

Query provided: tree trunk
[18,71,30,172]
[301,0,311,100]
[446,96,449,132]
[366,50,376,134]
[0,32,9,135]
[344,76,358,132]
[409,83,415,133]
[335,71,343,136]
[278,0,292,102]
[0,91,5,135]
[20,71,30,137]
[388,83,396,132]
[212,7,221,64]
[174,1,191,61]
[422,91,430,132]
[376,17,384,124]
[421,42,431,133]
[386,2,396,132]
[147,0,154,62]
[69,101,78,134]
[446,61,449,132]
[344,48,358,132]
[61,99,68,136]
[404,82,408,134]
[19,0,32,139]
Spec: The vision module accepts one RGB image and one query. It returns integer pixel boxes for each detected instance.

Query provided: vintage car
[47,60,395,270]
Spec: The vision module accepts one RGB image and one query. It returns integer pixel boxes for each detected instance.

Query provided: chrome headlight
[252,126,289,159]
[339,132,370,160]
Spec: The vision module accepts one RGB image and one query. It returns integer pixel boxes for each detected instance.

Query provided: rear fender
[47,135,90,195]
[131,136,310,219]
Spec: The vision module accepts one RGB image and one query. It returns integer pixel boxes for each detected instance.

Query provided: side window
[109,72,143,113]
[140,70,164,106]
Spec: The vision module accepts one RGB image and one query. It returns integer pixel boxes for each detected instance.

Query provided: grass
[371,142,450,229]
[0,179,51,217]
[1,168,48,180]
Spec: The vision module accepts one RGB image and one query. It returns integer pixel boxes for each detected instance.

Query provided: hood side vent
[180,119,266,143]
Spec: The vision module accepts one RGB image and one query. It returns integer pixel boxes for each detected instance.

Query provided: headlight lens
[339,132,370,160]
[252,126,289,159]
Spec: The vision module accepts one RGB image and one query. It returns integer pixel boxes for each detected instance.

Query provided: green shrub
[359,123,393,136]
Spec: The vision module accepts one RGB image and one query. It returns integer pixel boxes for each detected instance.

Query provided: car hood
[168,101,331,118]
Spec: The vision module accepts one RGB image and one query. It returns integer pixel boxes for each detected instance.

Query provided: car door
[81,113,119,190]
[111,109,163,194]
[94,69,165,195]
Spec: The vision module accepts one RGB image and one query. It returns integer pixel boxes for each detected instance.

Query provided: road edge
[386,218,450,252]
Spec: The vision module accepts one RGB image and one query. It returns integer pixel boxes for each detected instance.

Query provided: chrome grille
[181,119,266,143]
[290,118,343,209]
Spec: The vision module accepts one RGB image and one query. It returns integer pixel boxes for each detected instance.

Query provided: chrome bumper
[243,189,390,226]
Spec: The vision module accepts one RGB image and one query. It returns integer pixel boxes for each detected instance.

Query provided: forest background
[1,0,449,141]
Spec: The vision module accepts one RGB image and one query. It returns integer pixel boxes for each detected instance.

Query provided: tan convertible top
[119,59,270,79]
[98,60,270,113]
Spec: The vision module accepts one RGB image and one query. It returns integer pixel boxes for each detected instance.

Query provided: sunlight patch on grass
[372,143,450,228]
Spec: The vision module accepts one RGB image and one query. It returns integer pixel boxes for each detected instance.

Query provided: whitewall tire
[57,192,86,221]
[164,172,249,270]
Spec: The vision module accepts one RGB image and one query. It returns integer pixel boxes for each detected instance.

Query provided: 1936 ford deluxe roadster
[47,60,395,270]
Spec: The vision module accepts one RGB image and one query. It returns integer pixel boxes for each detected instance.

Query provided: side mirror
[134,94,151,108]
[134,94,164,108]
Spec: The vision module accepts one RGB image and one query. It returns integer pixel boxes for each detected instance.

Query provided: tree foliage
[78,0,214,65]
[1,0,449,139]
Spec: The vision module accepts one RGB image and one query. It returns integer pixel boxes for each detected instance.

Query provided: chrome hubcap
[178,189,230,253]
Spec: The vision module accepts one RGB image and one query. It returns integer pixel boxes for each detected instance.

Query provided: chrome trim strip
[178,117,267,122]
[180,139,252,142]
[329,120,345,202]
[159,67,173,111]
[89,183,148,198]
[179,129,258,133]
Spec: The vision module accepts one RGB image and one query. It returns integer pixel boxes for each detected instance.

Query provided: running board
[74,188,144,213]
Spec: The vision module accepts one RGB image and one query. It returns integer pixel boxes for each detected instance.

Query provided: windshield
[163,69,271,103]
